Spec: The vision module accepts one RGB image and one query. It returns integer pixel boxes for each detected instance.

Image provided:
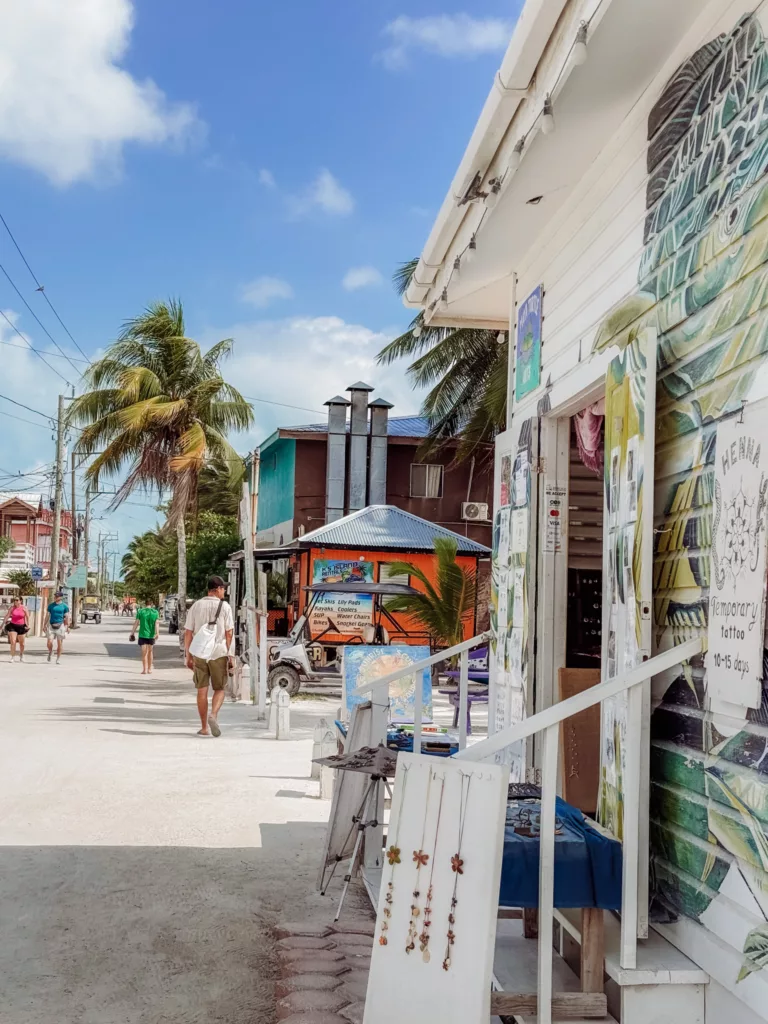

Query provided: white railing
[0,542,35,568]
[352,632,703,1024]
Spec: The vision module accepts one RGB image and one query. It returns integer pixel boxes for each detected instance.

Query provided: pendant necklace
[419,772,446,963]
[442,772,472,972]
[405,768,433,954]
[378,764,410,946]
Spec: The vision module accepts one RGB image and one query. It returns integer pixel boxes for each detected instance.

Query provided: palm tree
[69,299,253,638]
[384,537,476,651]
[377,260,506,461]
[197,452,245,517]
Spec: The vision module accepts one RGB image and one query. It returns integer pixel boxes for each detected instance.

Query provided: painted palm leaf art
[590,13,768,979]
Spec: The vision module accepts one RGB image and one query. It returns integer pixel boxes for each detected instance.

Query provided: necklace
[419,773,445,962]
[442,772,472,972]
[405,768,433,954]
[378,765,410,946]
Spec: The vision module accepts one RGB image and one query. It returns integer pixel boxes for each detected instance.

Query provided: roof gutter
[404,0,570,309]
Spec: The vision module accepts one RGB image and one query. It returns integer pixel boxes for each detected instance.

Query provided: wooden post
[269,686,280,733]
[240,483,261,716]
[318,727,336,800]
[580,908,605,994]
[537,724,559,1024]
[312,717,330,779]
[458,648,469,750]
[276,688,291,740]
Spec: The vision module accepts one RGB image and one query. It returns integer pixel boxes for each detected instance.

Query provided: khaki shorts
[193,656,228,691]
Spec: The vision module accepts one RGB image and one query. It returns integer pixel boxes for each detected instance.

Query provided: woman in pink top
[3,596,30,662]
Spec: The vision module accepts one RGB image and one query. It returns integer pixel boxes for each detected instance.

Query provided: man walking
[131,599,160,674]
[44,591,70,664]
[184,576,234,737]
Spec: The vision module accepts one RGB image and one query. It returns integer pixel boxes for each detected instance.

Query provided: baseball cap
[208,575,226,590]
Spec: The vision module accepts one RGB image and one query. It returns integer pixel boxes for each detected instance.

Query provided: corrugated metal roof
[296,505,490,554]
[278,414,431,438]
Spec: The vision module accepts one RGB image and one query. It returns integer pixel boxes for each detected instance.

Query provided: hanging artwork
[343,645,433,721]
[365,754,510,1024]
[707,404,768,709]
[514,285,542,401]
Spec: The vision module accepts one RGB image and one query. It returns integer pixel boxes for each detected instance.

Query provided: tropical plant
[384,537,476,651]
[0,536,14,561]
[7,568,36,597]
[377,260,506,461]
[186,511,240,598]
[197,452,245,517]
[68,299,254,639]
[121,529,176,603]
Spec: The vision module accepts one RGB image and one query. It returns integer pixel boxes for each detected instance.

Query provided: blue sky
[0,0,519,553]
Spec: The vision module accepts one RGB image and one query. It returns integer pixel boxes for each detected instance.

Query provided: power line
[0,309,70,385]
[0,211,91,363]
[0,409,53,431]
[243,394,326,415]
[0,335,89,364]
[0,260,79,380]
[0,392,55,424]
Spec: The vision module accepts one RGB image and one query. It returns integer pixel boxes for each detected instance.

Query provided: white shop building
[404,1,768,1021]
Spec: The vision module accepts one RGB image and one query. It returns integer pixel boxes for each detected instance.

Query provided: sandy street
[0,616,340,1024]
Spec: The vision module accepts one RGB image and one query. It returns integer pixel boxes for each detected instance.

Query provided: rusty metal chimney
[324,395,350,523]
[347,381,374,512]
[368,397,393,505]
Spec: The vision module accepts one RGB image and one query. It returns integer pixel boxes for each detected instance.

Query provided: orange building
[251,505,490,650]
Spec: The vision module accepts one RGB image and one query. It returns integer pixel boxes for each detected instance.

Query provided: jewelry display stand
[364,752,510,1024]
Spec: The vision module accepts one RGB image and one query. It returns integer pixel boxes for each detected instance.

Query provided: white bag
[188,599,223,661]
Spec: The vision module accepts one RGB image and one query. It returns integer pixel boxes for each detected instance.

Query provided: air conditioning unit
[461,502,490,522]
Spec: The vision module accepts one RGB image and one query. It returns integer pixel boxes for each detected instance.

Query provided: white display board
[364,753,510,1024]
[708,403,768,708]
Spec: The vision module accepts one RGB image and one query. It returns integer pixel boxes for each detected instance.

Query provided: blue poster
[515,284,542,401]
[342,644,433,722]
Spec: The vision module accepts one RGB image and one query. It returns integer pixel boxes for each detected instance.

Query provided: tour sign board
[31,566,43,581]
[707,402,768,708]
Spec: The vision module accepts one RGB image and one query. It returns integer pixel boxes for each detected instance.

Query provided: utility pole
[83,484,91,599]
[70,450,80,628]
[49,394,66,587]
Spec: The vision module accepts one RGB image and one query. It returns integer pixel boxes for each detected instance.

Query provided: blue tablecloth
[499,797,622,910]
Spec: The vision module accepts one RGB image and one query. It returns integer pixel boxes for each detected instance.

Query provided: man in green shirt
[131,600,160,675]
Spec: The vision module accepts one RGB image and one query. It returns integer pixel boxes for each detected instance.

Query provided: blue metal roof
[278,414,431,439]
[297,505,490,554]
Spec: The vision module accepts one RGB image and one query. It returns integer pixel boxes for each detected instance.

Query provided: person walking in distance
[131,599,160,674]
[44,591,70,664]
[184,576,234,737]
[2,596,30,663]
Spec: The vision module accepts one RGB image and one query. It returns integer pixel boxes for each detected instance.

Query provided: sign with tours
[707,404,768,708]
[309,559,374,636]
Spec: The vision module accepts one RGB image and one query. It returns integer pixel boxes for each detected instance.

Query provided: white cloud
[202,314,425,446]
[258,168,276,188]
[342,266,383,291]
[0,0,199,185]
[380,14,512,69]
[289,169,355,218]
[240,276,294,309]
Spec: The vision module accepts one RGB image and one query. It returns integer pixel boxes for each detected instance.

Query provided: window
[378,563,410,587]
[410,464,444,498]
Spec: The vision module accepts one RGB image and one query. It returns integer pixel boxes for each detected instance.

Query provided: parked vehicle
[81,597,102,624]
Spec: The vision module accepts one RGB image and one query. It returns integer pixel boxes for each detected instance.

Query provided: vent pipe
[347,381,374,512]
[368,398,393,505]
[324,395,350,523]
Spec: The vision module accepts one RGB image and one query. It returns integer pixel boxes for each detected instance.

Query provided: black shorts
[6,623,27,634]
[138,637,155,647]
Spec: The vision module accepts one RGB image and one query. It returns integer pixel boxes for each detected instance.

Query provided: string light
[453,255,461,278]
[465,234,477,264]
[542,94,555,135]
[497,331,506,345]
[439,287,448,309]
[484,178,502,209]
[509,137,525,171]
[573,22,588,66]
[412,324,423,338]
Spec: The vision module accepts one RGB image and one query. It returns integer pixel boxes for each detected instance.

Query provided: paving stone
[338,977,368,1001]
[334,946,373,958]
[329,933,373,948]
[279,936,334,951]
[279,948,345,963]
[278,1014,349,1024]
[330,919,375,937]
[277,990,349,1019]
[342,969,370,986]
[280,958,349,979]
[276,922,333,940]
[340,1002,365,1024]
[275,975,343,999]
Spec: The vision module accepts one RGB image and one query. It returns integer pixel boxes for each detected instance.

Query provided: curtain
[425,465,443,498]
[574,399,605,476]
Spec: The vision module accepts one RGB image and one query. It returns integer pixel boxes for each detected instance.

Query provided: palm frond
[393,258,419,297]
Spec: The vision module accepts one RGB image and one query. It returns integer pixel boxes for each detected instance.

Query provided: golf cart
[267,579,420,696]
[81,597,101,624]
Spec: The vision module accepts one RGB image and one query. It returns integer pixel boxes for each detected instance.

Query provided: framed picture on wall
[514,285,542,401]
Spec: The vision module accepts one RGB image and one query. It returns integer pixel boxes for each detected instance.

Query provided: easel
[319,769,393,921]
